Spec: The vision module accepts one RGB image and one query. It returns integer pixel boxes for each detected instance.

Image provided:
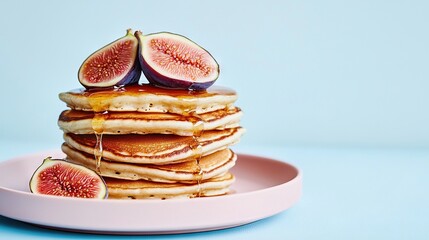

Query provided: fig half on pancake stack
[57,29,245,199]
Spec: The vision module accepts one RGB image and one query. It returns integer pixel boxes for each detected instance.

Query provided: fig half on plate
[136,31,219,90]
[29,157,107,199]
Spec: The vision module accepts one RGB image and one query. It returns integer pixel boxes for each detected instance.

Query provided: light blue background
[1,0,428,148]
[1,1,429,239]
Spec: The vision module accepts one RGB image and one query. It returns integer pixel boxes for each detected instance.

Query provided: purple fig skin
[112,56,141,88]
[140,55,216,90]
[136,31,219,91]
[81,57,141,89]
[78,29,141,89]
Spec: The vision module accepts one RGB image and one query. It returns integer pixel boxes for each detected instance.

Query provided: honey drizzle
[190,117,204,197]
[77,84,236,98]
[192,118,204,197]
[94,131,103,173]
[91,112,107,173]
[188,107,234,196]
[82,86,230,198]
[88,91,110,174]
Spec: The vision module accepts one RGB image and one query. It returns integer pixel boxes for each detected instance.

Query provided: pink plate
[0,150,302,234]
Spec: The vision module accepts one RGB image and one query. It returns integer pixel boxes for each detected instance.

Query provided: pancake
[58,107,242,135]
[59,84,237,115]
[62,143,237,183]
[105,172,235,199]
[63,127,245,164]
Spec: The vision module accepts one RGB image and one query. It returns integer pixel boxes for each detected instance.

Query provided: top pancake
[59,84,238,115]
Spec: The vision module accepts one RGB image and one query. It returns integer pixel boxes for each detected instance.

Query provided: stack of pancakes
[58,84,245,199]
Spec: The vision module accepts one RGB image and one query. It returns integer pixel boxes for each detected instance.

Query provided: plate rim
[0,150,302,234]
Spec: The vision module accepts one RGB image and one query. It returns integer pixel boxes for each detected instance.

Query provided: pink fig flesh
[78,29,141,89]
[29,157,107,199]
[136,31,219,90]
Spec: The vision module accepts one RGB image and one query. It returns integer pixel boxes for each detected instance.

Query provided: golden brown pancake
[105,172,235,199]
[59,84,237,115]
[63,127,245,164]
[57,82,244,200]
[62,143,237,183]
[58,107,242,135]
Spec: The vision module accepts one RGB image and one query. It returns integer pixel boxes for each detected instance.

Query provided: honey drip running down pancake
[58,107,242,135]
[62,143,237,183]
[63,127,245,164]
[105,172,235,199]
[59,84,238,115]
[58,84,245,199]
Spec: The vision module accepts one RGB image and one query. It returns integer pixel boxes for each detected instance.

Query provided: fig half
[29,157,107,199]
[136,31,219,90]
[78,29,141,88]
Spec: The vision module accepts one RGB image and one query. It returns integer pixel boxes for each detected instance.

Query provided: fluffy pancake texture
[62,143,237,183]
[63,127,245,164]
[58,84,244,199]
[58,107,242,135]
[105,172,235,199]
[59,84,237,114]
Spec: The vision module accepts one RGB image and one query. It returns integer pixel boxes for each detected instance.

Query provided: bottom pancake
[105,172,235,199]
